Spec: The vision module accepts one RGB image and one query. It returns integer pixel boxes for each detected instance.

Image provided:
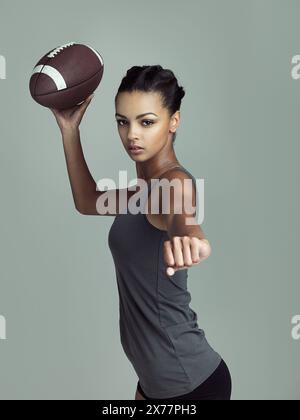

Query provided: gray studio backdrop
[0,0,299,400]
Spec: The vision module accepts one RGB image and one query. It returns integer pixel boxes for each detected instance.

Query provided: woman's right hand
[50,93,94,133]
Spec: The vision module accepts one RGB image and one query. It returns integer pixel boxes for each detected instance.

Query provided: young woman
[50,65,232,400]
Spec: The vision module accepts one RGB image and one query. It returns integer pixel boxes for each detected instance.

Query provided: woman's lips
[128,145,143,150]
[129,147,144,154]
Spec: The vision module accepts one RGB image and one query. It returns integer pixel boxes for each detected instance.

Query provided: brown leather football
[29,42,104,110]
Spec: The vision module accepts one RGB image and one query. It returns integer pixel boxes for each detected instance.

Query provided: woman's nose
[127,125,140,140]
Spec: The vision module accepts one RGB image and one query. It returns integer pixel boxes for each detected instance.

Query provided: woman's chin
[129,152,147,160]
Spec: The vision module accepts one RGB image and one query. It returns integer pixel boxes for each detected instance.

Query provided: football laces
[47,42,75,58]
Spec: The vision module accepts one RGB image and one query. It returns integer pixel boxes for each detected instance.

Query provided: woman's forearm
[61,127,97,212]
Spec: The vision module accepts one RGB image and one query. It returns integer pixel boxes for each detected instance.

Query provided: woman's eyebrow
[115,112,158,119]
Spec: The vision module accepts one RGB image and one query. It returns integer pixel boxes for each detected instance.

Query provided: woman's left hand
[163,236,211,276]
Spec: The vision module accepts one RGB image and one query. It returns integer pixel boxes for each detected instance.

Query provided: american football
[29,42,104,109]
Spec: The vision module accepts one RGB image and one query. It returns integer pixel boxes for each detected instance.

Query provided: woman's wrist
[61,126,80,139]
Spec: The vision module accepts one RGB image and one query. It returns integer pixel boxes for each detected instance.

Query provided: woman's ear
[170,110,180,133]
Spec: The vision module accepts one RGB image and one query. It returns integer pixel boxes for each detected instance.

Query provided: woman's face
[115,90,178,161]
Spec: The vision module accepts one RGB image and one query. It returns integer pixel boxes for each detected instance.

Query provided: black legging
[137,359,232,400]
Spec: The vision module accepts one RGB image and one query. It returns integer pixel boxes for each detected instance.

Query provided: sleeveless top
[108,166,222,398]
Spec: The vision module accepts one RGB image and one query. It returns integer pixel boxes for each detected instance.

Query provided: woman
[51,65,232,400]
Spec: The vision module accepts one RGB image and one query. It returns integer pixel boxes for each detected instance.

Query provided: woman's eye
[116,120,154,127]
[142,120,154,126]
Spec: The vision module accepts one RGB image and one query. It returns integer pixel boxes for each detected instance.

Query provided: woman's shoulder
[161,165,196,187]
[157,165,197,207]
[156,165,198,222]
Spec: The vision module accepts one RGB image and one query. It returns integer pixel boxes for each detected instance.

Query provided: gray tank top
[108,166,221,398]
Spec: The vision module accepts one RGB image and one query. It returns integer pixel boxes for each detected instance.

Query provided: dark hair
[115,65,185,144]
